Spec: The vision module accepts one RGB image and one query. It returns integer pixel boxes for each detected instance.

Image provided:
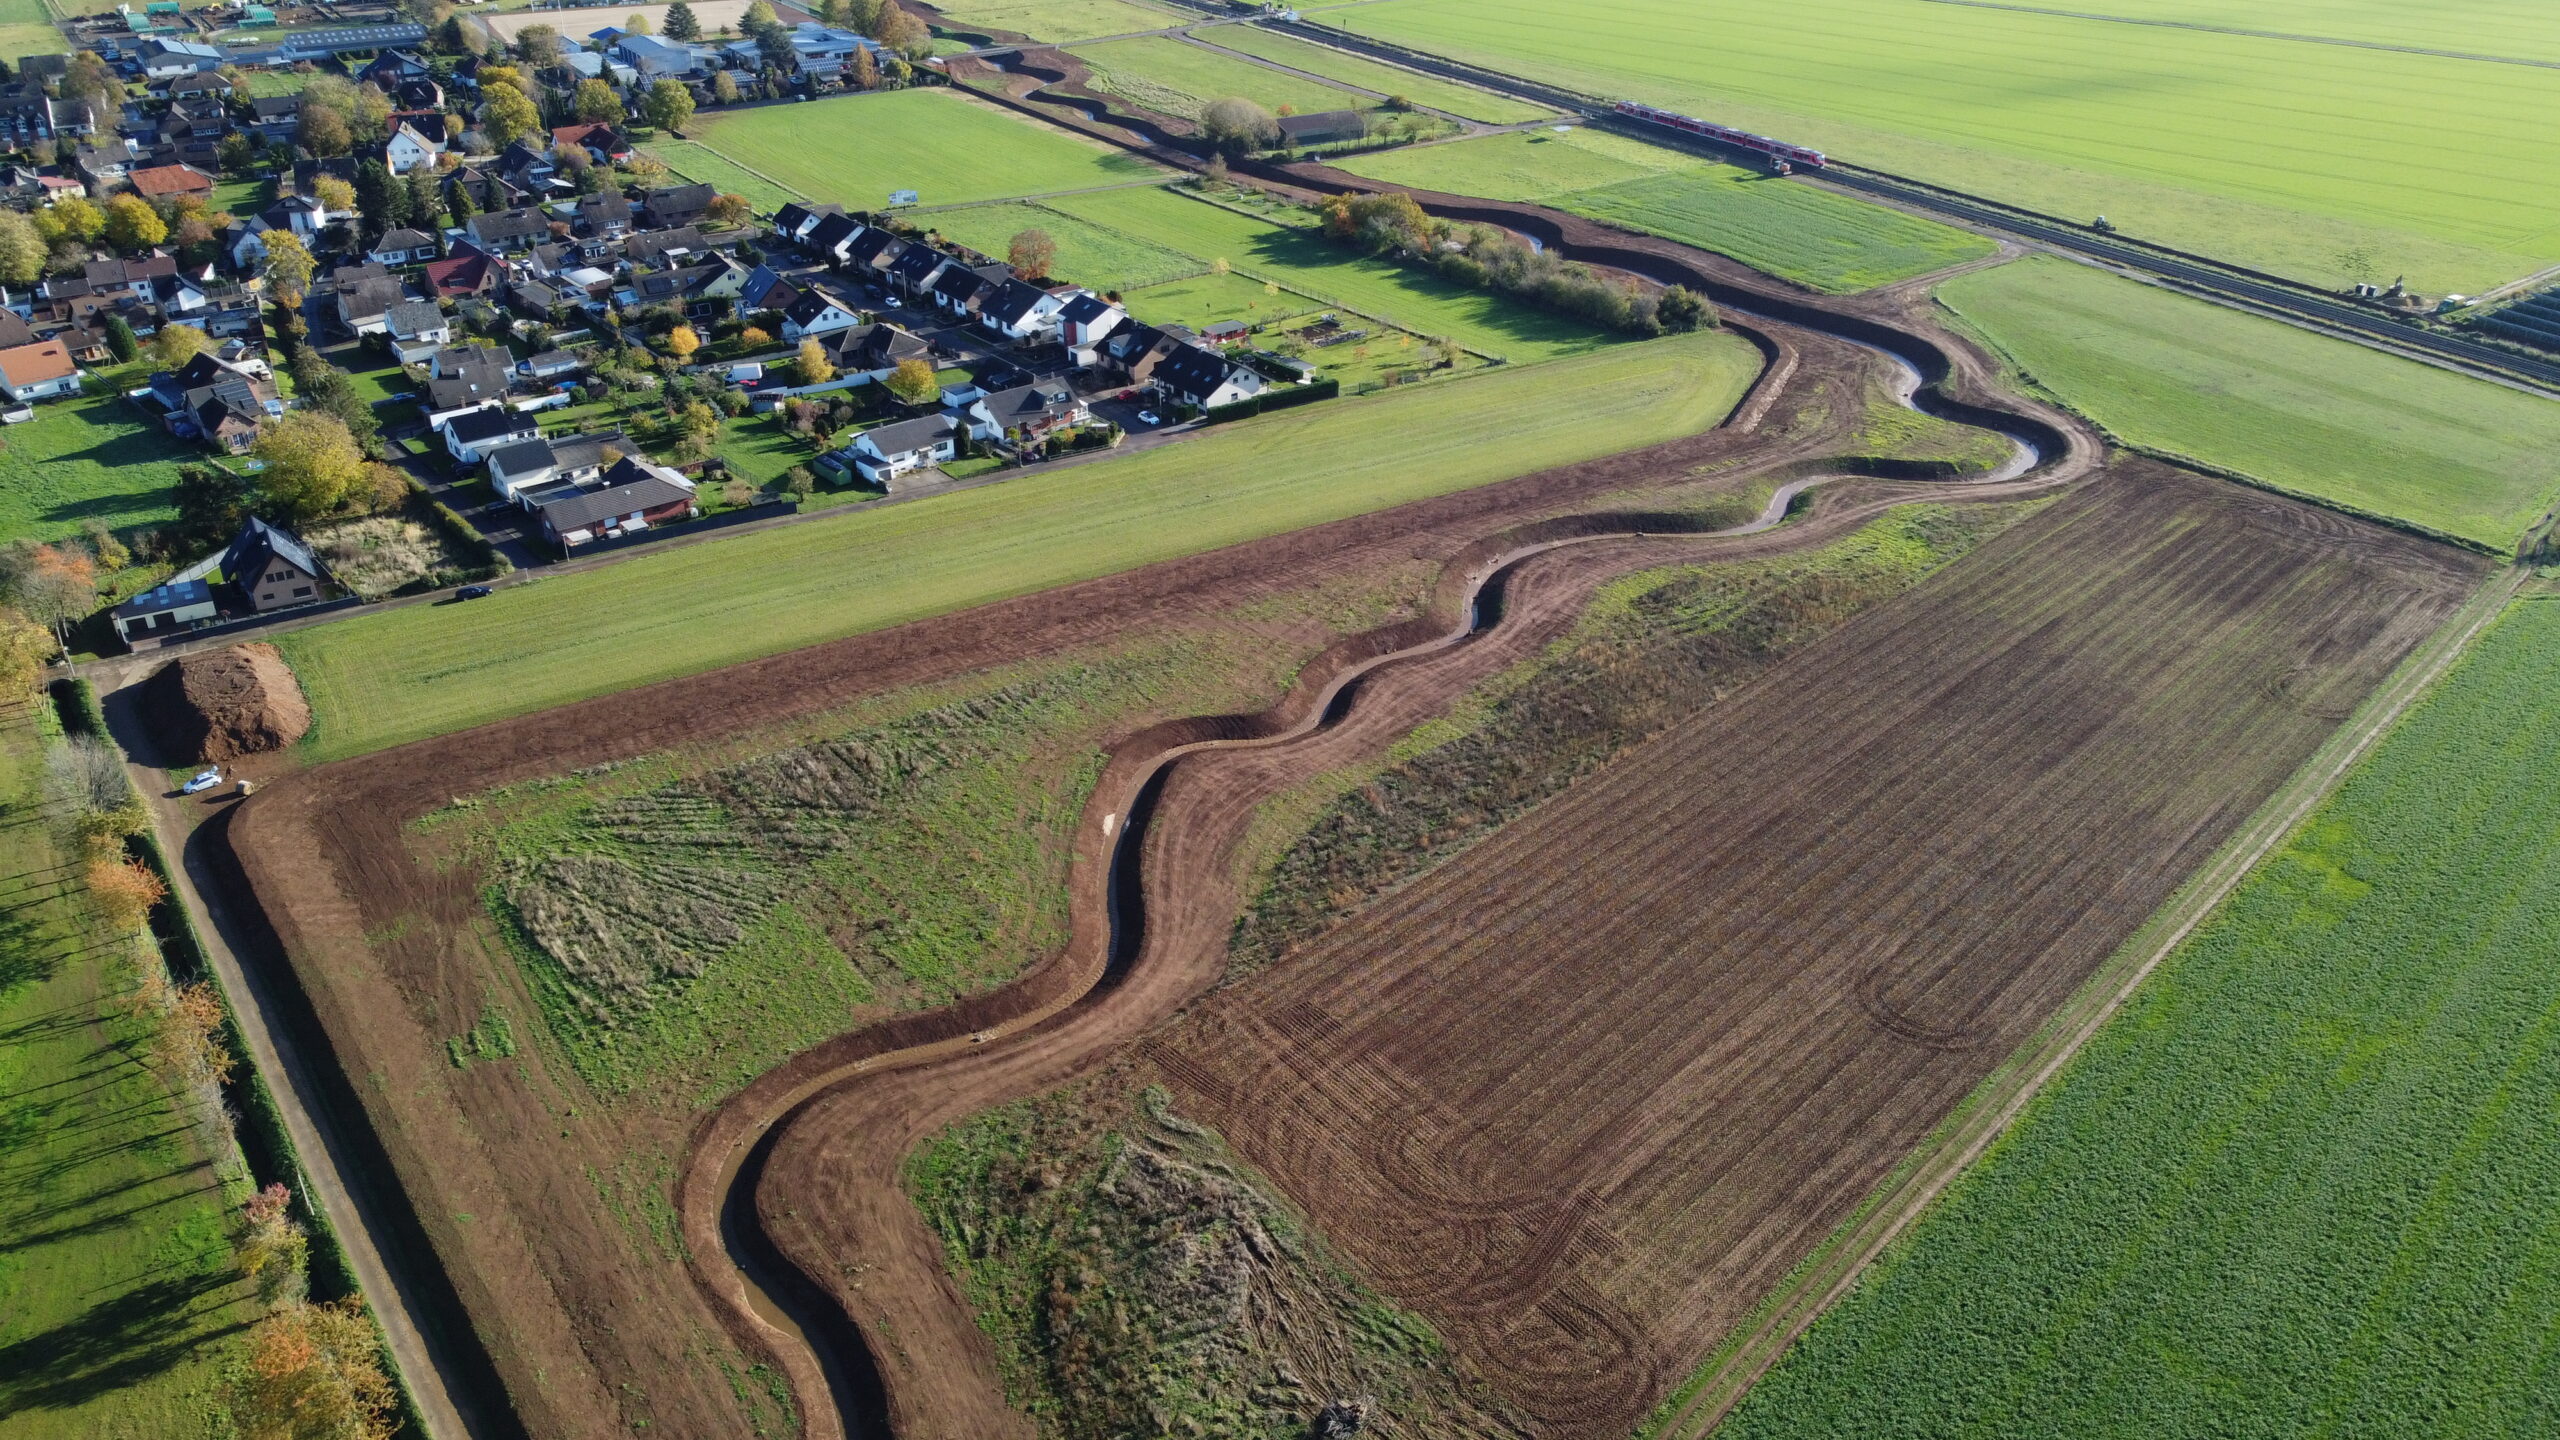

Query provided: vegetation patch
[640,138,800,214]
[685,87,1166,209]
[1204,27,1554,124]
[927,0,1179,43]
[1939,256,2560,549]
[1072,35,1377,121]
[278,333,1761,760]
[920,199,1204,293]
[1720,592,2560,1437]
[0,392,203,544]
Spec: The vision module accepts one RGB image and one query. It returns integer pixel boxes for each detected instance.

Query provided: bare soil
[145,642,311,763]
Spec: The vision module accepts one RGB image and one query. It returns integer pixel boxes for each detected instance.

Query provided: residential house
[385,299,451,362]
[529,455,697,551]
[0,340,79,403]
[421,250,499,298]
[781,287,862,342]
[843,224,902,274]
[367,227,440,267]
[136,38,224,80]
[1059,291,1126,359]
[262,191,344,242]
[772,201,843,244]
[886,242,951,298]
[73,142,134,192]
[953,379,1084,445]
[53,324,110,367]
[550,122,632,165]
[562,49,641,88]
[83,255,176,304]
[977,278,1069,345]
[354,49,433,90]
[382,119,447,175]
[930,261,1011,321]
[247,94,300,142]
[0,84,93,147]
[161,70,232,102]
[110,577,218,646]
[615,34,715,79]
[34,174,88,205]
[156,95,227,142]
[0,311,34,349]
[621,226,705,269]
[520,348,585,383]
[486,428,624,503]
[826,320,929,378]
[465,207,550,254]
[151,351,277,452]
[627,259,746,321]
[221,215,274,272]
[1275,110,1367,147]
[805,212,865,264]
[719,23,888,82]
[494,139,560,196]
[639,183,714,229]
[335,273,405,335]
[440,402,540,464]
[423,345,515,422]
[222,517,329,612]
[846,413,958,487]
[573,189,632,237]
[736,264,796,314]
[445,165,530,216]
[1151,336,1268,409]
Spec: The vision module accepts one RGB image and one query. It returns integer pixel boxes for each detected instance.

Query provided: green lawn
[925,0,1176,42]
[277,332,1760,759]
[1338,128,1994,292]
[685,88,1166,211]
[0,702,259,1437]
[1071,34,1377,121]
[918,199,1203,293]
[1332,0,2560,290]
[638,138,798,216]
[1047,186,1618,362]
[1939,257,2560,550]
[1966,0,2560,64]
[0,0,65,59]
[714,413,818,486]
[0,395,203,544]
[209,176,269,220]
[1204,26,1553,124]
[1116,268,1310,329]
[1722,592,2560,1439]
[235,68,306,98]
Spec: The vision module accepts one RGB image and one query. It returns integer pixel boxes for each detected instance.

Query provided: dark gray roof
[534,470,692,530]
[975,381,1077,426]
[549,430,627,470]
[222,516,323,587]
[374,227,437,252]
[386,299,444,336]
[786,289,852,324]
[444,405,534,443]
[642,182,714,216]
[830,322,926,371]
[860,412,957,457]
[484,436,555,475]
[112,576,212,619]
[807,212,861,252]
[1059,292,1117,325]
[980,278,1055,328]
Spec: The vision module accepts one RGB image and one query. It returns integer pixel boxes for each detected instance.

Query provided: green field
[917,199,1202,292]
[1338,128,1993,291]
[639,138,797,215]
[1939,257,2560,550]
[1970,0,2560,64]
[925,0,1175,42]
[1071,34,1375,121]
[0,704,258,1437]
[685,88,1165,210]
[0,0,65,60]
[1721,592,2560,1438]
[1046,185,1617,362]
[0,395,204,543]
[1332,0,2560,290]
[1198,27,1553,124]
[277,333,1758,759]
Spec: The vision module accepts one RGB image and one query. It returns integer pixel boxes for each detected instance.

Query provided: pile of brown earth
[147,642,311,763]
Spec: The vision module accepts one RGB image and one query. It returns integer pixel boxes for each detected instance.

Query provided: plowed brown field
[1138,465,2482,1436]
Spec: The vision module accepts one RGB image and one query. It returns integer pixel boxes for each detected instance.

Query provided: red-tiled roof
[129,164,212,198]
[0,340,77,387]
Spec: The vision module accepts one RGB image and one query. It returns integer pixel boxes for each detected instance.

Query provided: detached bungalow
[486,429,625,504]
[128,162,213,204]
[386,299,452,363]
[847,412,958,486]
[530,455,697,552]
[0,339,79,402]
[955,380,1084,444]
[110,576,218,646]
[367,227,440,266]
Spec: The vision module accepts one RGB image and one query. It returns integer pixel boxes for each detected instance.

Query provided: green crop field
[1720,592,2560,1439]
[1338,128,1992,291]
[277,333,1756,759]
[918,199,1201,292]
[1939,257,2560,550]
[1330,0,2560,290]
[685,88,1165,210]
[1983,0,2560,64]
[640,138,798,214]
[0,0,65,60]
[0,705,259,1437]
[0,395,205,544]
[1071,34,1375,120]
[1202,27,1553,124]
[1046,186,1617,362]
[926,0,1176,42]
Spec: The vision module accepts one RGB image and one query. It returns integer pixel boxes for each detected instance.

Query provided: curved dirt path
[679,278,2100,1435]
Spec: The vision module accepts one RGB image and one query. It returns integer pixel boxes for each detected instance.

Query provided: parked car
[1136,409,1162,427]
[181,767,223,794]
[456,584,493,600]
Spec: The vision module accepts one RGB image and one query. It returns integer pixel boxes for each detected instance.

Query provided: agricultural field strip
[685,87,1167,211]
[1644,559,2528,1437]
[1149,464,2481,1436]
[1919,0,2560,67]
[1202,24,1557,124]
[1328,0,2560,290]
[1717,578,2560,1436]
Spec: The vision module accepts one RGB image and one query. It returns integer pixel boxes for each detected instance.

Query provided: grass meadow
[0,703,258,1437]
[0,0,63,60]
[279,332,1758,759]
[0,394,204,544]
[1720,592,2560,1438]
[924,0,1177,42]
[1339,128,1993,292]
[638,138,798,214]
[1203,27,1553,124]
[685,88,1165,210]
[2009,0,2560,63]
[1332,0,2560,289]
[917,199,1202,292]
[1939,257,2560,550]
[1071,34,1376,121]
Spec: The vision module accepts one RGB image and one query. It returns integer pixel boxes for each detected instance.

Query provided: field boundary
[1642,557,2528,1438]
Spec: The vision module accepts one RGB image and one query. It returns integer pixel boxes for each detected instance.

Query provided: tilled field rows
[1147,462,2485,1437]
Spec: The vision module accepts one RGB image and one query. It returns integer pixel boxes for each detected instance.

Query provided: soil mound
[148,643,311,763]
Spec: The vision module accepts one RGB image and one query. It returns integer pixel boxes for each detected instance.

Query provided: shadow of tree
[0,1272,245,1418]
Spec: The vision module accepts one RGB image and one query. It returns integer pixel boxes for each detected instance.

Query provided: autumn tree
[574,77,623,123]
[44,193,103,245]
[479,82,540,146]
[298,103,352,157]
[664,323,701,360]
[0,607,49,693]
[3,544,96,659]
[622,11,653,34]
[151,324,215,370]
[261,229,317,304]
[1656,284,1714,332]
[795,336,833,385]
[252,413,368,525]
[642,77,695,134]
[311,175,357,216]
[743,0,777,26]
[228,1298,398,1440]
[848,42,877,90]
[103,195,167,253]
[1199,96,1278,155]
[883,355,938,406]
[0,209,43,287]
[1007,227,1057,281]
[712,70,741,104]
[664,0,701,40]
[873,3,928,56]
[514,23,564,67]
[86,855,166,935]
[238,1183,310,1305]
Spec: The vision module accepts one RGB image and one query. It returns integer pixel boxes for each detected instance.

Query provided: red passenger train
[1612,101,1829,169]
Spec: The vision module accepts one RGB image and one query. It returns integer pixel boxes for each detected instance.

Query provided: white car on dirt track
[181,768,222,794]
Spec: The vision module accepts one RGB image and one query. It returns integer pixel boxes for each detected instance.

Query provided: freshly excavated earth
[148,642,311,762]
